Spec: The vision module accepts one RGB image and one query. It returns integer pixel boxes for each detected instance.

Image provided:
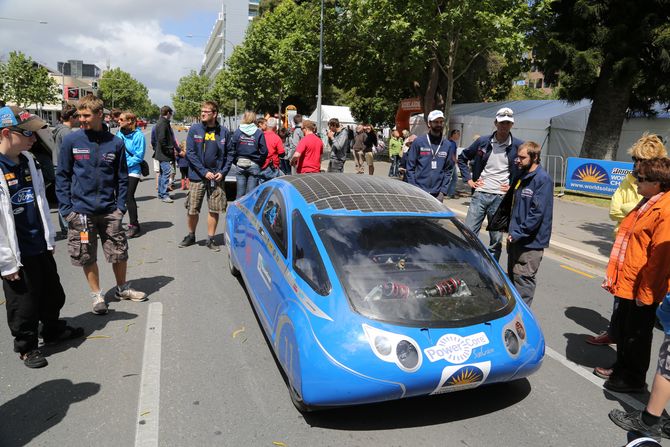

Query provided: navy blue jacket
[186,122,232,181]
[228,128,267,167]
[406,134,455,195]
[458,132,523,183]
[56,129,128,216]
[509,165,553,249]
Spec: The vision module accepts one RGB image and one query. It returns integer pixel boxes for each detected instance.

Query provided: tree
[98,68,151,114]
[172,71,211,119]
[340,0,529,126]
[222,0,322,114]
[0,51,58,107]
[533,0,670,159]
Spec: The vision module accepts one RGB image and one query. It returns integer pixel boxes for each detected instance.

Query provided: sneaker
[609,409,662,441]
[161,196,174,203]
[20,350,48,368]
[116,284,147,302]
[586,331,615,346]
[178,234,196,248]
[91,291,108,315]
[206,239,220,252]
[126,225,140,238]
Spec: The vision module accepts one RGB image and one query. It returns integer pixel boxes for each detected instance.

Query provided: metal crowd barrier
[542,154,565,196]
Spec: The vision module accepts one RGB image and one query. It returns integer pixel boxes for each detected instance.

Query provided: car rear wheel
[227,245,240,277]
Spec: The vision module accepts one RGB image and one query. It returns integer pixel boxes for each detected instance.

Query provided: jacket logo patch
[13,206,25,215]
[74,155,90,160]
[7,179,18,186]
[4,173,15,180]
[11,187,35,205]
[204,132,216,141]
[72,148,90,154]
[521,188,534,198]
[102,153,116,163]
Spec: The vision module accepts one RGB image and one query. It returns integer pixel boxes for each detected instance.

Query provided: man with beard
[506,141,553,306]
[405,110,456,201]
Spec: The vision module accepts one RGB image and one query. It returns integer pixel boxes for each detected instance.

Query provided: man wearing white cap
[405,110,456,201]
[457,107,524,261]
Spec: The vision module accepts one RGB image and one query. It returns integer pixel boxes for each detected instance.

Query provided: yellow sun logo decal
[572,163,609,184]
[446,367,484,386]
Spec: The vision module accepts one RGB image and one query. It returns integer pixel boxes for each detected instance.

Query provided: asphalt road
[0,135,664,446]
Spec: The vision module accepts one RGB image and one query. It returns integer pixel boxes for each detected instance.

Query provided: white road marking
[135,302,163,447]
[545,345,644,409]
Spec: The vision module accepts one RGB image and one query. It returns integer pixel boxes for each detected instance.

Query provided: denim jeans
[158,161,173,199]
[446,166,458,196]
[388,155,401,177]
[258,165,281,185]
[464,190,504,261]
[236,163,261,199]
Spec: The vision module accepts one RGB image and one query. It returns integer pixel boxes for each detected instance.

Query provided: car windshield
[313,215,514,327]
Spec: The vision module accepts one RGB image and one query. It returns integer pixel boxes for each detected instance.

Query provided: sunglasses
[9,127,34,137]
[634,173,655,183]
[497,111,514,117]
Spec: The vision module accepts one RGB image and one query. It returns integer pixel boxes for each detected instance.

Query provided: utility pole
[316,0,324,136]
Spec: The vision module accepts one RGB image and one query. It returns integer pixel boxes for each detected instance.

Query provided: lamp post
[316,0,324,136]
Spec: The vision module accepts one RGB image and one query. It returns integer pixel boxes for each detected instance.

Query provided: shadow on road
[134,195,155,202]
[138,220,173,234]
[303,379,532,429]
[107,275,175,300]
[577,222,614,256]
[44,310,139,356]
[565,306,611,334]
[0,379,101,446]
[563,332,616,368]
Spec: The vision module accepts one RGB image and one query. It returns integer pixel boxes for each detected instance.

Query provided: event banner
[564,157,634,196]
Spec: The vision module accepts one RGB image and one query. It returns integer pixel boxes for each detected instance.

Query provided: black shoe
[206,239,220,252]
[20,350,48,368]
[609,409,661,441]
[178,234,196,248]
[604,377,646,393]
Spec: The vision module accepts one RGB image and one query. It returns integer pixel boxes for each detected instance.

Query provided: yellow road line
[560,264,595,279]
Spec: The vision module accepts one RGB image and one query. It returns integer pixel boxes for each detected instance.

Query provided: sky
[0,0,223,108]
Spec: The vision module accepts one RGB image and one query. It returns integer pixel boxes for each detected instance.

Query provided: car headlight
[396,340,419,370]
[504,328,520,356]
[374,335,392,356]
[363,324,422,373]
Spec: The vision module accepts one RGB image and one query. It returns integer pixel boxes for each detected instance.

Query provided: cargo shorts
[185,180,226,215]
[66,210,129,266]
[657,335,670,380]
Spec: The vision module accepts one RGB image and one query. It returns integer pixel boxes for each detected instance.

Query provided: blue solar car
[224,174,545,411]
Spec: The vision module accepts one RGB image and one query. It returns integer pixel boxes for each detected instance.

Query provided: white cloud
[0,0,218,107]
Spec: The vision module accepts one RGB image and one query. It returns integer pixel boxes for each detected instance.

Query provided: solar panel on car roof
[282,174,445,213]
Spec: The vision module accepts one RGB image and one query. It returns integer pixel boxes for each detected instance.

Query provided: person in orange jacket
[596,157,670,394]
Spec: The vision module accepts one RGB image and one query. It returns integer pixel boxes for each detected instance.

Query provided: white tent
[409,99,669,162]
[308,105,357,131]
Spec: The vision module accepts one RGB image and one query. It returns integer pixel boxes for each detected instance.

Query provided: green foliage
[506,85,557,101]
[0,51,58,107]
[532,0,670,158]
[98,68,151,115]
[172,71,211,119]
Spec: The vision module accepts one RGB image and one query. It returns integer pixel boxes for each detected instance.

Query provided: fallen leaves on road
[140,411,151,417]
[232,327,245,338]
[272,442,287,447]
[125,323,135,333]
[86,335,112,339]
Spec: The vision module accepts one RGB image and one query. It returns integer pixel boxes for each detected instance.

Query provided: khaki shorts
[657,336,670,379]
[185,180,226,215]
[364,151,374,166]
[67,210,129,266]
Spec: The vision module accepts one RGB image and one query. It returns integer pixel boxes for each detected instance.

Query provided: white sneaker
[115,284,147,302]
[91,291,108,315]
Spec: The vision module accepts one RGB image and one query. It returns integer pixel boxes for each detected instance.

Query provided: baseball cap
[427,110,444,122]
[0,106,48,132]
[495,107,514,123]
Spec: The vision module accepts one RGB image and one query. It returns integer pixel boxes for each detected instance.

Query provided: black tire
[227,245,240,277]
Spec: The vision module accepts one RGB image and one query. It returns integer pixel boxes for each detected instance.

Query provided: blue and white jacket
[405,134,456,195]
[56,129,128,216]
[186,122,232,181]
[509,165,554,249]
